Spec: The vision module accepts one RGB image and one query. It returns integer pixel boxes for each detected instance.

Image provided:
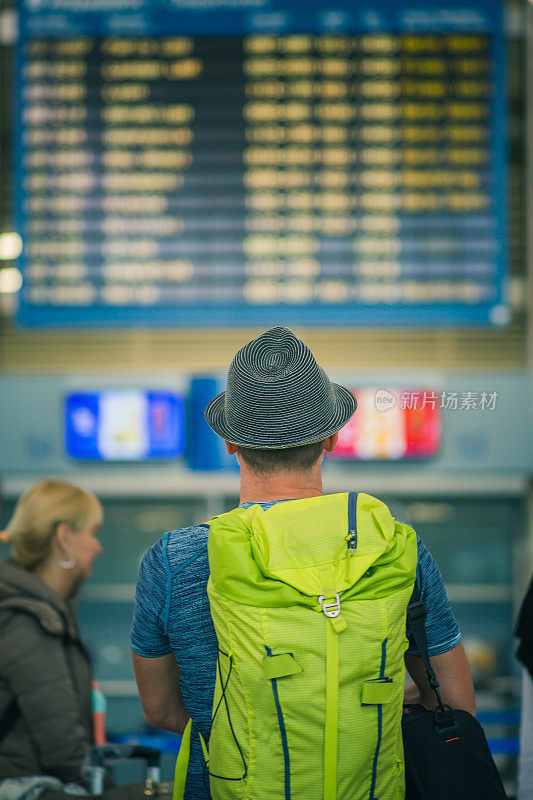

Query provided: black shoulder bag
[402,584,508,800]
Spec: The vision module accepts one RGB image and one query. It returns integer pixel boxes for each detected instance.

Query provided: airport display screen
[16,0,506,327]
[64,390,185,460]
[332,388,441,460]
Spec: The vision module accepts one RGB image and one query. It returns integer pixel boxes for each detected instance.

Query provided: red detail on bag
[445,737,460,743]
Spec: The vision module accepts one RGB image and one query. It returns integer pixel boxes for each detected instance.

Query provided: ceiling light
[0,268,23,294]
[0,232,23,260]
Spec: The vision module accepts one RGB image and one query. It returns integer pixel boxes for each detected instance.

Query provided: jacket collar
[0,559,79,639]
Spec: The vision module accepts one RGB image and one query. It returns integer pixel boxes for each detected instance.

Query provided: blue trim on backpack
[347,492,358,548]
[379,638,387,679]
[369,637,388,800]
[265,646,291,800]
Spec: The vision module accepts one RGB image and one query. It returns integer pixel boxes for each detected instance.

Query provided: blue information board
[65,389,186,460]
[15,0,507,327]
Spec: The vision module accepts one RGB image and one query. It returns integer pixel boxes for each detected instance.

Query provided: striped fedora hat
[204,326,357,449]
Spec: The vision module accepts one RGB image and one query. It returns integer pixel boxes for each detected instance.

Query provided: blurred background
[0,0,532,792]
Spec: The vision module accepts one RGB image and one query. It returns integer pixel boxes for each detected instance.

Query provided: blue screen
[65,390,185,460]
[16,0,507,328]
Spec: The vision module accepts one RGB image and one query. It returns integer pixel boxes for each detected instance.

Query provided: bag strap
[406,582,446,711]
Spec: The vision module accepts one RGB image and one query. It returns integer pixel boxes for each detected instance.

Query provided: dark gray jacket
[0,559,93,783]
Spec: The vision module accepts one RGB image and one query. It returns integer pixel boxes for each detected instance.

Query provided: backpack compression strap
[320,490,357,800]
[173,719,192,800]
[323,594,347,800]
[173,720,209,800]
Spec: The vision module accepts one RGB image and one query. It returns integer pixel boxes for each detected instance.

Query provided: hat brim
[205,383,357,449]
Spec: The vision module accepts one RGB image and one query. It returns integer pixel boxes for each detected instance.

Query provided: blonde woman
[0,479,103,798]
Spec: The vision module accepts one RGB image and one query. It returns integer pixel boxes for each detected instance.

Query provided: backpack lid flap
[249,493,399,595]
[208,493,415,603]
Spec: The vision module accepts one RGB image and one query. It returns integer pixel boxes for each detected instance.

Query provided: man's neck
[239,464,324,504]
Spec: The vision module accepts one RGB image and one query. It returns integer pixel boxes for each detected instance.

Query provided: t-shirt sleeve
[130,537,172,657]
[406,535,462,657]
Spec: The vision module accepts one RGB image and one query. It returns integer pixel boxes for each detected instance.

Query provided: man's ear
[323,432,339,453]
[225,441,238,455]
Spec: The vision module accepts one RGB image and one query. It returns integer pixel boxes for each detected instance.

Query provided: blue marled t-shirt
[131,500,461,800]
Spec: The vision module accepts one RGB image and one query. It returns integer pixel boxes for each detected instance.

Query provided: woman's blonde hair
[2,479,103,570]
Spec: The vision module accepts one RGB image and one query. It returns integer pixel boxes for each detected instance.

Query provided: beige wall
[0,314,527,372]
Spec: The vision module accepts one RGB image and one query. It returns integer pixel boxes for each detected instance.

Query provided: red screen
[332,389,441,460]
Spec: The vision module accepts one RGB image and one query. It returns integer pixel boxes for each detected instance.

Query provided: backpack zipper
[346,492,358,555]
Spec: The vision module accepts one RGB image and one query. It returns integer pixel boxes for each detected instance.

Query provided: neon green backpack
[174,491,417,800]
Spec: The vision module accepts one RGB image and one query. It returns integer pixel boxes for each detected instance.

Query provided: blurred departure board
[16,0,507,326]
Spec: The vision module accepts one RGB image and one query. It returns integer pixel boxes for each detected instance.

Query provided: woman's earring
[58,549,76,569]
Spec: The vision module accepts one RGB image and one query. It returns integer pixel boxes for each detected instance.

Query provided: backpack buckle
[318,593,341,618]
